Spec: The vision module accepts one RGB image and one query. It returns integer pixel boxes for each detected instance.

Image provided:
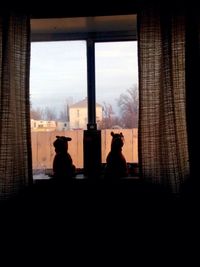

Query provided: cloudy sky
[30,40,138,115]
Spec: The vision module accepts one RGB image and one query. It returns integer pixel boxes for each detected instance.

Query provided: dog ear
[111,131,114,137]
[61,136,72,142]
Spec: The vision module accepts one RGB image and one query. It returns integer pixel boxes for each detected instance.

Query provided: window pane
[30,41,87,179]
[95,41,138,166]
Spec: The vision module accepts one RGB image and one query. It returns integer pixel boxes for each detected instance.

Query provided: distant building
[31,119,70,131]
[31,119,57,131]
[69,97,103,130]
[56,121,69,131]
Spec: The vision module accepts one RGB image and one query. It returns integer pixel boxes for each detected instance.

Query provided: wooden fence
[31,129,138,170]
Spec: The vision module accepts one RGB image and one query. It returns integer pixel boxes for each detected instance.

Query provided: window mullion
[86,38,97,130]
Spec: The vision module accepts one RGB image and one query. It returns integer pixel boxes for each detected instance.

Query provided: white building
[31,119,70,131]
[56,121,69,131]
[69,98,103,130]
[31,119,57,131]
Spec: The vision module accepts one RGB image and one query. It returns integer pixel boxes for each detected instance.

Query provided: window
[30,15,138,179]
[30,40,87,178]
[95,41,138,166]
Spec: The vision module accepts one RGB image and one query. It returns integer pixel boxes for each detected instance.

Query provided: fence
[31,129,138,170]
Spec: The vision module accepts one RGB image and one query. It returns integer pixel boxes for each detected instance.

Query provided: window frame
[31,15,139,177]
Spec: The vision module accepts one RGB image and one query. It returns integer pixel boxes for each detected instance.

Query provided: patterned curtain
[0,13,32,199]
[138,8,190,193]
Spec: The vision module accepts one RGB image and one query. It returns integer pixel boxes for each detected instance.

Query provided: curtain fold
[0,13,32,199]
[138,8,190,193]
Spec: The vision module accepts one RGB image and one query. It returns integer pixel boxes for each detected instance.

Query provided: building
[31,119,57,131]
[56,121,69,131]
[31,119,69,131]
[69,98,103,130]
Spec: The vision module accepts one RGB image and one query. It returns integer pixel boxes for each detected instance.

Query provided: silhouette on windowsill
[52,136,76,181]
[104,131,128,180]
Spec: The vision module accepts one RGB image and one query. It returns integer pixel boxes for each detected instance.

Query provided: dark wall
[2,1,139,18]
[186,9,200,190]
[3,0,187,18]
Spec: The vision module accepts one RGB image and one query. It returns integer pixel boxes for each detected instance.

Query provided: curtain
[0,13,32,199]
[138,8,190,193]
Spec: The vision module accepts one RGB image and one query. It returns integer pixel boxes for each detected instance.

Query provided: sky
[30,40,138,116]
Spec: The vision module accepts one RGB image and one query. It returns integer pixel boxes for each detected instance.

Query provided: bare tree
[59,105,69,122]
[99,102,118,129]
[117,84,138,128]
[31,106,57,120]
[30,107,44,120]
[59,98,73,122]
[43,106,57,120]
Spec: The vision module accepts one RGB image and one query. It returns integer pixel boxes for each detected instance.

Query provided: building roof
[69,97,102,108]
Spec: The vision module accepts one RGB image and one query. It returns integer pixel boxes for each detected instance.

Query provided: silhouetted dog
[53,136,76,180]
[104,132,128,180]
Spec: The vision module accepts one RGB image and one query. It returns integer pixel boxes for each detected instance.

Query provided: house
[56,121,69,131]
[31,119,57,131]
[69,98,102,130]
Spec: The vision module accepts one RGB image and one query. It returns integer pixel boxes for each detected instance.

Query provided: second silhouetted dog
[104,131,128,180]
